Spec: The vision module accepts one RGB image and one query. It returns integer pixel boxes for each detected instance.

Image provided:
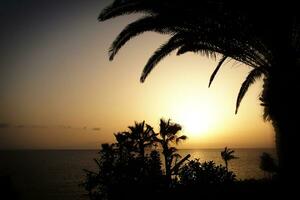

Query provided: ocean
[0,149,275,200]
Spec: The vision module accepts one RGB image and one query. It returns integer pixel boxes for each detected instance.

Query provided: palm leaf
[177,43,218,58]
[171,154,191,174]
[98,0,155,21]
[140,34,185,82]
[109,16,172,60]
[176,135,188,144]
[208,55,228,87]
[235,67,265,114]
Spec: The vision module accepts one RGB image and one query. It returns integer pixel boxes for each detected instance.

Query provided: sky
[0,0,275,149]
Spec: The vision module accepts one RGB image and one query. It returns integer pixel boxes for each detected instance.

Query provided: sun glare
[172,98,217,138]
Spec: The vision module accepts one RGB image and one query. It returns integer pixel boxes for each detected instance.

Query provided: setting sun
[172,97,217,138]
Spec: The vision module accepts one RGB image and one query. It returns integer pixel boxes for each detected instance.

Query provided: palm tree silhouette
[99,0,300,181]
[156,118,187,184]
[127,121,156,158]
[221,147,237,170]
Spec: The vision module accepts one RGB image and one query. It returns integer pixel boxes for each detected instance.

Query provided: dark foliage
[81,120,166,200]
[82,120,247,200]
[179,159,236,186]
[260,152,278,178]
[156,118,188,184]
[221,147,238,170]
[82,143,164,200]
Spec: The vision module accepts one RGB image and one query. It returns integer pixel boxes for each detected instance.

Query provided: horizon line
[0,147,276,151]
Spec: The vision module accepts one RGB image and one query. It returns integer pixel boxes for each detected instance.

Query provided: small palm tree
[156,118,187,184]
[114,121,156,158]
[221,147,238,170]
[127,121,156,158]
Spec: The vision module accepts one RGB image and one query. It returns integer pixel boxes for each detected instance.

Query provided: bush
[179,159,236,186]
[82,143,164,200]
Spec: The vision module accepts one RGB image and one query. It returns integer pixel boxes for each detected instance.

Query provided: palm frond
[167,123,182,136]
[229,155,238,159]
[235,67,265,114]
[208,55,228,88]
[169,147,177,154]
[171,154,191,174]
[109,16,172,60]
[167,135,176,143]
[176,33,265,68]
[98,0,155,21]
[177,43,218,58]
[228,149,235,155]
[140,34,185,82]
[176,135,188,144]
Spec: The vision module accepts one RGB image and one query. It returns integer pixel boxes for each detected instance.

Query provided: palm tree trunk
[262,60,300,184]
[162,143,172,185]
[272,118,298,182]
[165,155,171,182]
[140,143,145,159]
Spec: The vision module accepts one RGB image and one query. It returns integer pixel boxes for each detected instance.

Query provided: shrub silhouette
[82,143,164,200]
[179,159,236,186]
[82,121,164,200]
[260,152,278,179]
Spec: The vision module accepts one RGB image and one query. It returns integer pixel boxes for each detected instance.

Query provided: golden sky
[0,0,274,149]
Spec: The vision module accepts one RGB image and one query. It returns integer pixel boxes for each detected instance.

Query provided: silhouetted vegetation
[99,0,300,182]
[260,152,278,179]
[221,147,238,170]
[179,159,236,186]
[0,175,18,200]
[82,119,242,200]
[81,121,164,200]
[156,119,188,185]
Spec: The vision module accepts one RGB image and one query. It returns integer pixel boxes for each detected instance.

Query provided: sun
[180,111,209,135]
[171,99,216,137]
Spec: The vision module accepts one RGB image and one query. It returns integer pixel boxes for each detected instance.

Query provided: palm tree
[99,0,300,181]
[114,121,156,162]
[221,147,237,170]
[156,118,187,184]
[127,121,156,158]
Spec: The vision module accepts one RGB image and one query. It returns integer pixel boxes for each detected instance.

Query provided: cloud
[92,127,101,131]
[0,123,101,132]
[30,125,48,128]
[57,125,72,129]
[0,123,10,128]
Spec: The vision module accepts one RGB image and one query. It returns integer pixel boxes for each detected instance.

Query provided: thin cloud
[57,125,72,129]
[13,124,48,129]
[30,125,48,128]
[0,123,10,128]
[92,128,101,131]
[0,123,101,132]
